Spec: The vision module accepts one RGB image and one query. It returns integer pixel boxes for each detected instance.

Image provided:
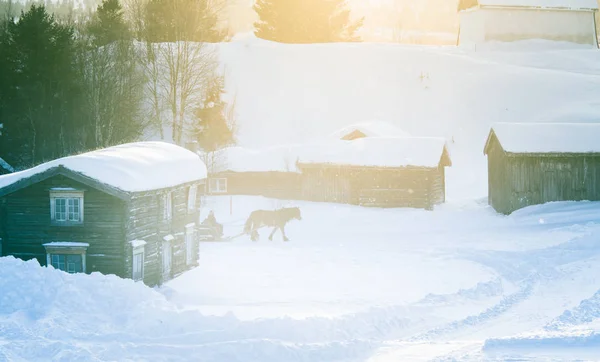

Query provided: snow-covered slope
[218,35,600,150]
[210,36,600,199]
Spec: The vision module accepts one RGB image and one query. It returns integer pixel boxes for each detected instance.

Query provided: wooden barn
[458,0,599,47]
[206,146,302,200]
[485,122,600,214]
[0,142,207,286]
[297,137,452,210]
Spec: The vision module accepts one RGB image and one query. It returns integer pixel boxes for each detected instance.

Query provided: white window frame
[162,235,173,279]
[185,223,196,265]
[50,191,84,225]
[187,185,198,212]
[43,242,88,274]
[209,178,227,194]
[131,240,146,282]
[163,192,172,221]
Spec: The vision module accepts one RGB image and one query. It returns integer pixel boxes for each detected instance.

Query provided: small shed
[485,122,600,214]
[0,142,207,286]
[206,146,302,200]
[0,157,14,175]
[297,137,452,210]
[458,0,599,47]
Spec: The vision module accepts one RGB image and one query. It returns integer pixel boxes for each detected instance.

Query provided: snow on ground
[3,196,600,360]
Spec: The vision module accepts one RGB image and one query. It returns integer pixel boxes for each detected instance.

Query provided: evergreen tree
[87,0,129,46]
[254,0,363,43]
[3,5,81,165]
[191,75,234,153]
[144,0,224,43]
[78,0,146,148]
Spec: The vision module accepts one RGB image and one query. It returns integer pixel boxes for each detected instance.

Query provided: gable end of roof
[0,166,131,200]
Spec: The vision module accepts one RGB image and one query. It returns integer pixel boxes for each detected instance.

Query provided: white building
[458,0,599,47]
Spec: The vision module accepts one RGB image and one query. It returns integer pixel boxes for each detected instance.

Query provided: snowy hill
[219,35,600,148]
[209,35,600,198]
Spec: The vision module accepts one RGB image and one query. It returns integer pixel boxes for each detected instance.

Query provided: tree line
[0,0,361,170]
[0,0,234,169]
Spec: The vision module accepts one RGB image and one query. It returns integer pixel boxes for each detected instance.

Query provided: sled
[198,226,245,242]
[197,225,224,242]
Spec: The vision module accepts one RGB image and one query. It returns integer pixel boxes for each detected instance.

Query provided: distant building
[485,123,600,214]
[202,121,451,210]
[0,142,206,286]
[207,146,302,200]
[298,137,452,210]
[458,0,599,47]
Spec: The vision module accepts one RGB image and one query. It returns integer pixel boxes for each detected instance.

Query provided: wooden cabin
[485,122,600,214]
[0,142,207,286]
[297,137,452,210]
[206,146,302,200]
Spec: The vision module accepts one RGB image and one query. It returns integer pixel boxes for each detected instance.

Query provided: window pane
[55,199,67,221]
[51,254,66,271]
[66,254,82,273]
[209,179,218,192]
[70,198,80,221]
[133,253,144,280]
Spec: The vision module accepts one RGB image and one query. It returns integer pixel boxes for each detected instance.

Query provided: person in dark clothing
[203,210,223,238]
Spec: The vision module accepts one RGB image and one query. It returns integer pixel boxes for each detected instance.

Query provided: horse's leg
[268,227,277,241]
[281,225,289,242]
[251,226,259,242]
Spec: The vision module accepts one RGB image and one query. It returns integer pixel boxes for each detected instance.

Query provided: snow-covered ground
[4,195,600,361]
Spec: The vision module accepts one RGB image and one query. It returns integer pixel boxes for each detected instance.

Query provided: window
[209,178,227,194]
[162,235,173,279]
[50,190,84,225]
[187,185,198,212]
[185,224,195,265]
[163,192,172,220]
[43,242,88,274]
[130,240,146,282]
[51,254,83,273]
[133,252,144,281]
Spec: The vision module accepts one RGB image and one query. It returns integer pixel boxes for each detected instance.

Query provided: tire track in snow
[408,275,539,342]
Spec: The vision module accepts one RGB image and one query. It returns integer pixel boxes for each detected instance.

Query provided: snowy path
[162,196,600,361]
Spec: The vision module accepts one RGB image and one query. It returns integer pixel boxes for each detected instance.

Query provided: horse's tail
[243,213,254,234]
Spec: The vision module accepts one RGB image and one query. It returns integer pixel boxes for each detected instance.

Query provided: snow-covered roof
[0,157,14,173]
[298,137,451,169]
[212,145,304,174]
[0,142,207,197]
[485,122,600,154]
[329,120,412,141]
[43,242,90,248]
[475,0,598,10]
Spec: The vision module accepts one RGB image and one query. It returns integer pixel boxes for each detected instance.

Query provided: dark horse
[243,207,302,242]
